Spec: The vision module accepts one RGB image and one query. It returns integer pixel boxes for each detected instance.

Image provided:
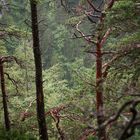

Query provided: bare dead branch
[20,98,36,121]
[71,33,94,39]
[76,21,96,44]
[102,51,117,55]
[45,105,67,140]
[100,28,111,46]
[85,11,101,19]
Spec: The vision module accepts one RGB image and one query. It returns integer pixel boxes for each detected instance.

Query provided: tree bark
[96,42,107,140]
[0,61,10,131]
[30,1,49,140]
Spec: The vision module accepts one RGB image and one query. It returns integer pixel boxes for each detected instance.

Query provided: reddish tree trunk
[0,61,10,131]
[30,1,49,140]
[96,42,107,140]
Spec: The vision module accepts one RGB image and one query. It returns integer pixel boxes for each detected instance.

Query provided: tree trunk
[0,61,10,131]
[30,1,49,140]
[96,42,106,140]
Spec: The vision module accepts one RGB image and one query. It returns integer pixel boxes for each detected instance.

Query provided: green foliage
[106,31,140,50]
[130,129,140,140]
[0,127,37,140]
[43,64,70,107]
[65,15,86,25]
[106,0,140,34]
[0,0,140,139]
[0,41,7,55]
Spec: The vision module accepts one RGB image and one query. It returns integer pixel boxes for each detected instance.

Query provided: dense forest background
[0,0,140,140]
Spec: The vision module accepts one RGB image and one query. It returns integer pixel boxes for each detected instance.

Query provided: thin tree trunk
[96,42,106,140]
[0,61,10,131]
[30,1,48,140]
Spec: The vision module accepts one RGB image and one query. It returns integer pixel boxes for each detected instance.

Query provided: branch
[73,69,96,87]
[0,56,22,67]
[85,50,117,56]
[79,129,96,140]
[20,98,36,121]
[85,50,97,55]
[85,11,101,19]
[0,29,22,39]
[71,33,94,39]
[107,0,116,10]
[86,0,101,12]
[76,21,96,44]
[92,99,140,137]
[102,54,119,78]
[45,105,67,140]
[60,0,69,12]
[97,101,133,130]
[84,11,101,23]
[102,51,117,55]
[1,56,17,64]
[4,72,19,95]
[119,100,140,140]
[100,28,111,46]
[102,44,140,78]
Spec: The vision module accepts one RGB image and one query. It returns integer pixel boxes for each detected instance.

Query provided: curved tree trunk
[30,1,49,140]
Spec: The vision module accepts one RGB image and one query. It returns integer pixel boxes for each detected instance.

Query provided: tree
[0,57,10,131]
[74,1,115,139]
[72,0,140,139]
[0,56,20,131]
[30,0,49,140]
